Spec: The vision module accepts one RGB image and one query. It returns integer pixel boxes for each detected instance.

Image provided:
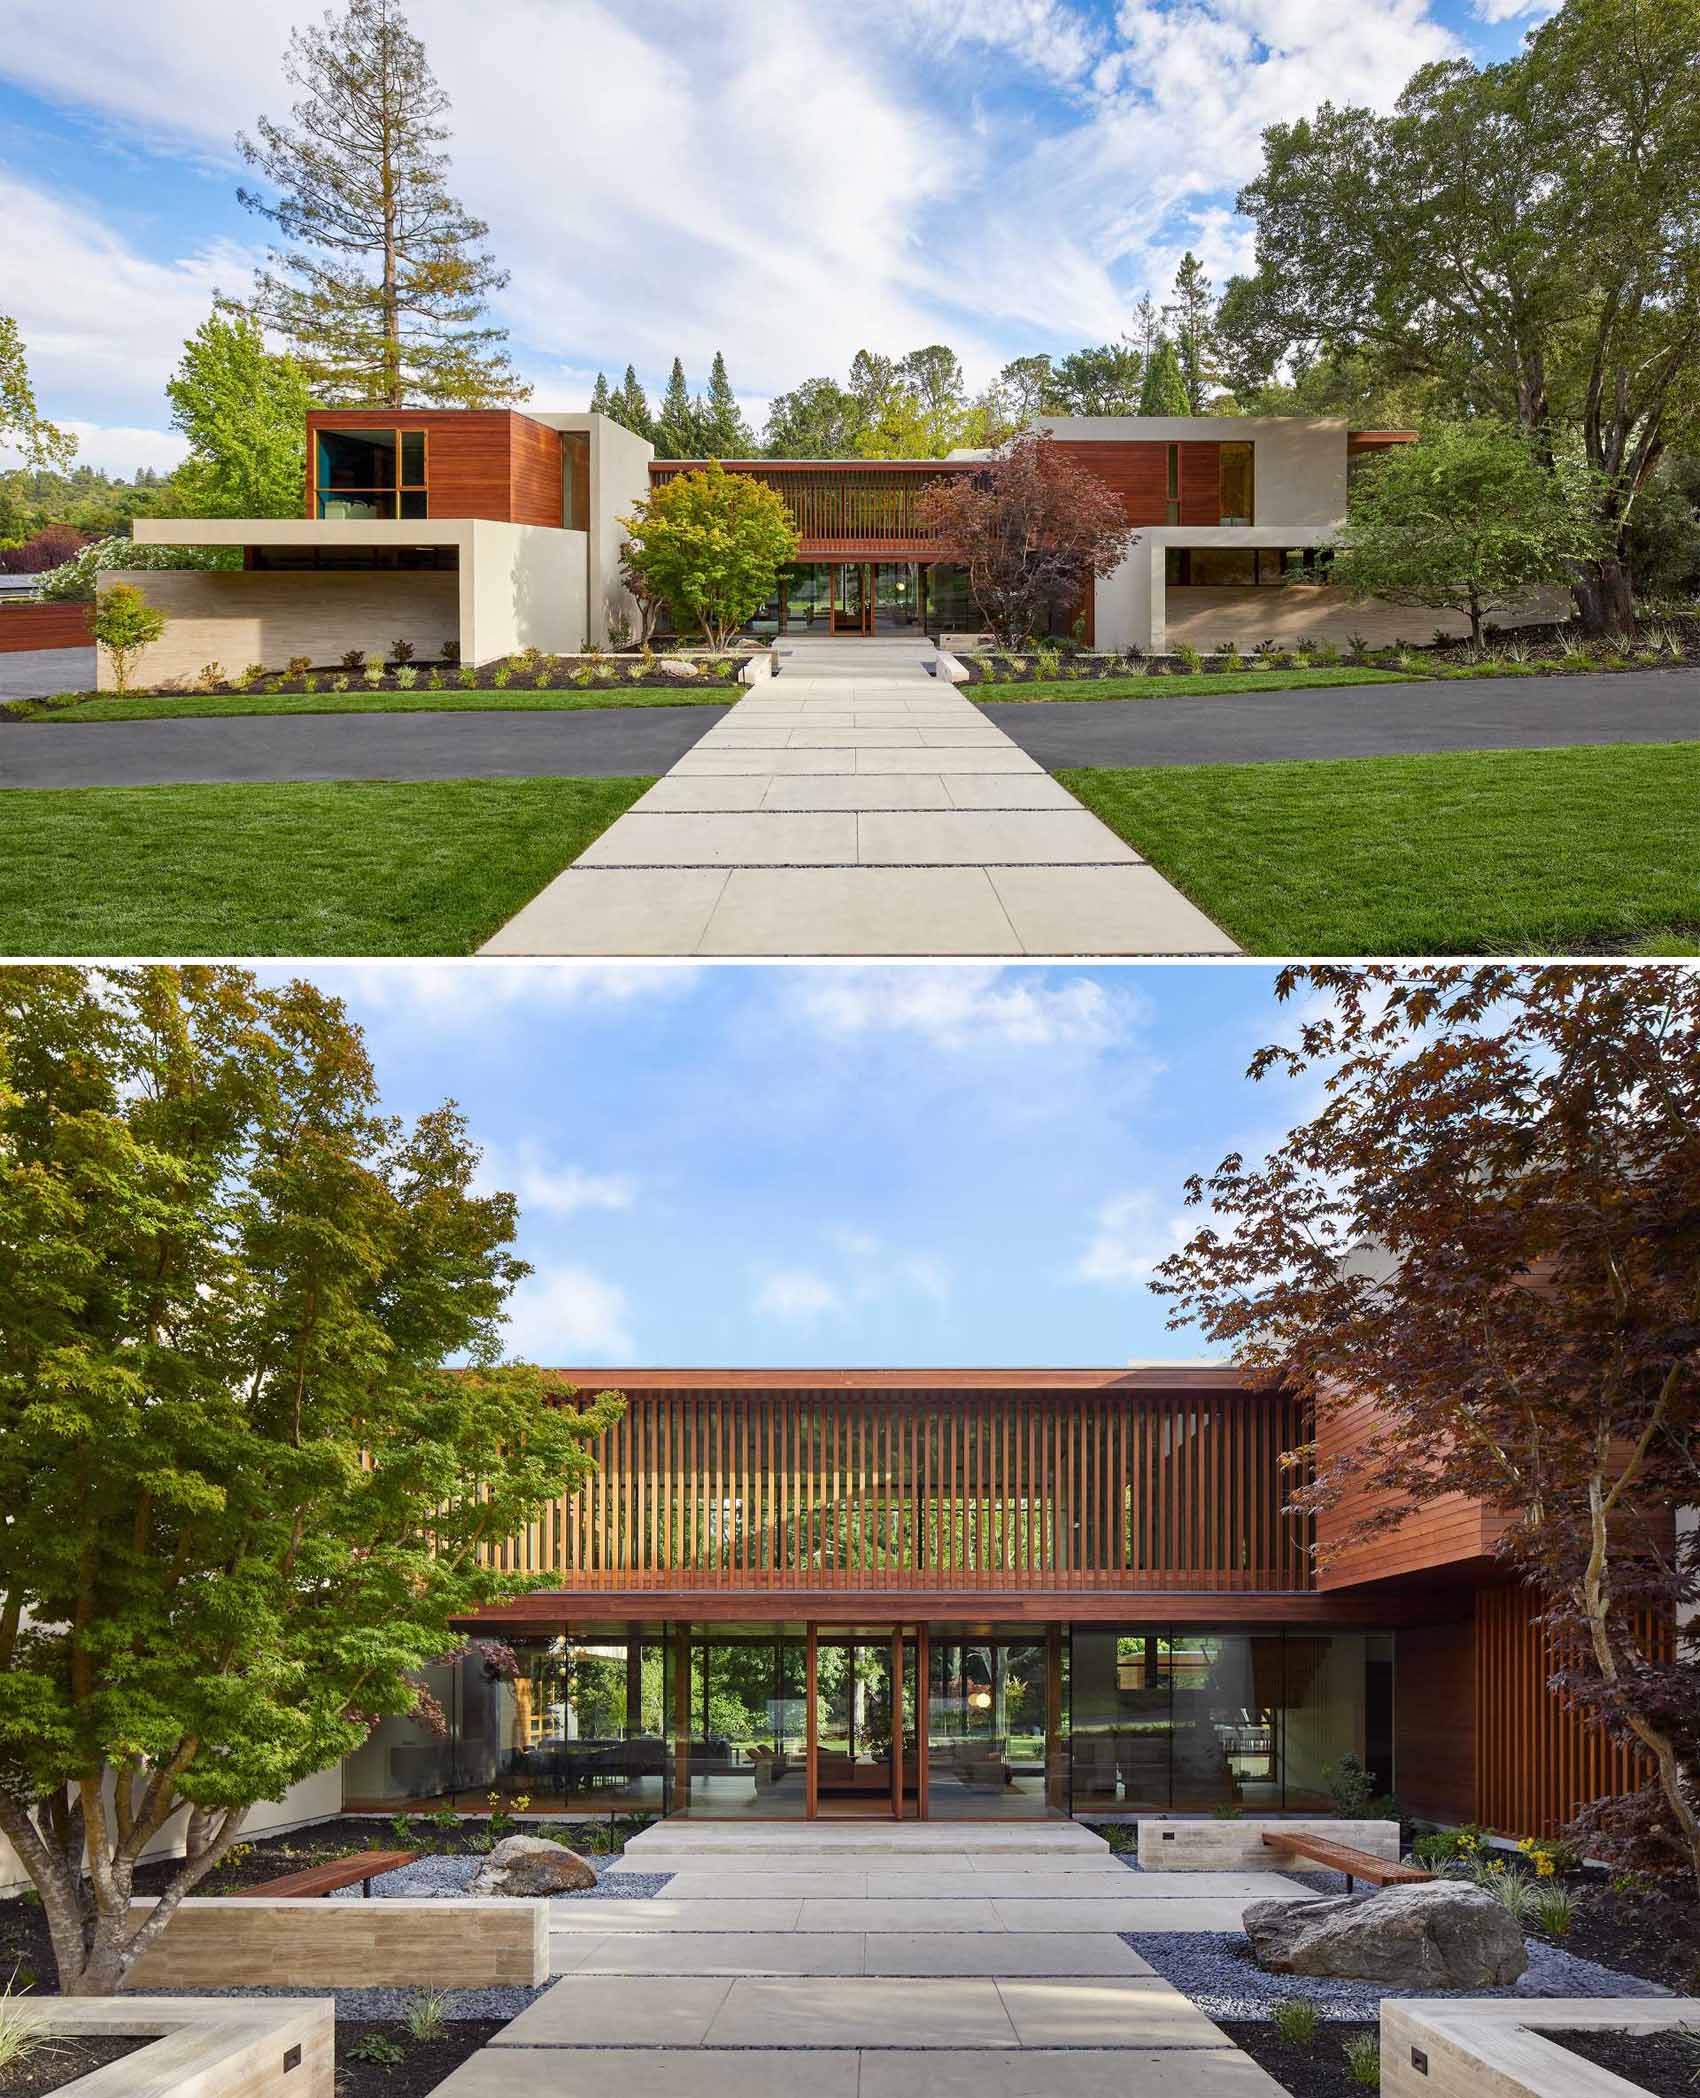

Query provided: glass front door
[832,563,870,634]
[812,1630,902,1815]
[924,1629,1058,1820]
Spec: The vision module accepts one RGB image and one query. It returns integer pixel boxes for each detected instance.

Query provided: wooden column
[671,1623,692,1815]
[1046,1623,1066,1816]
[891,1626,904,1821]
[805,1623,819,1819]
[915,1623,930,1822]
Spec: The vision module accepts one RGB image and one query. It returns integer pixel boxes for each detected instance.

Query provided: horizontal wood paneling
[1179,441,1222,527]
[0,601,93,651]
[305,409,561,524]
[1475,1584,1664,1838]
[1049,440,1168,525]
[1315,1389,1505,1587]
[484,1384,1315,1596]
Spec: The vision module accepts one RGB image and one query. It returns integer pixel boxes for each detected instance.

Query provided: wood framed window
[1219,441,1254,526]
[1165,443,1181,525]
[315,426,429,520]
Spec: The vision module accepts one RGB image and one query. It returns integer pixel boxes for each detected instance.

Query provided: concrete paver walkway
[431,1822,1298,2097]
[482,637,1236,955]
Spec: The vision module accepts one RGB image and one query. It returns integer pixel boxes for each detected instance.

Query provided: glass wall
[926,1631,1056,1820]
[315,426,429,520]
[670,1625,809,1818]
[1068,1628,1394,1813]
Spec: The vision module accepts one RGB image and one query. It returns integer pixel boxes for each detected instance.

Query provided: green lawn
[5,684,735,723]
[1058,742,1700,955]
[0,776,653,956]
[973,666,1418,702]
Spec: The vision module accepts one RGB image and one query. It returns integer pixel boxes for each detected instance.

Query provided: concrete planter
[1382,1997,1700,2097]
[4,1996,331,2098]
[1137,1817,1402,1873]
[126,1894,548,1988]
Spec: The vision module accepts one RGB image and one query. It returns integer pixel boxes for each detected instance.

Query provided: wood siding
[1474,1584,1663,1838]
[1394,1617,1476,1825]
[1315,1388,1505,1588]
[646,462,974,557]
[304,409,562,525]
[1048,440,1224,528]
[485,1384,1315,1595]
[0,600,94,651]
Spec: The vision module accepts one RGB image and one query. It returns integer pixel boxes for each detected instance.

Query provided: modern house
[112,408,1518,689]
[343,1367,1649,1838]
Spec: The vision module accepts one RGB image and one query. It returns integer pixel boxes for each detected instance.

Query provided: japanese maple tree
[0,967,622,1993]
[913,432,1134,646]
[1152,965,1700,1887]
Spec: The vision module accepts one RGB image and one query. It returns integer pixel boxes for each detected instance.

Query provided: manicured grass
[973,666,1419,702]
[1057,742,1700,956]
[0,775,653,956]
[5,684,735,723]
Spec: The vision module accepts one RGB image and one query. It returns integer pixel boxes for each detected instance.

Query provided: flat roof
[539,1366,1257,1391]
[132,518,474,547]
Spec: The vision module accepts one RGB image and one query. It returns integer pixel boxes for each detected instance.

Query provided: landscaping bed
[0,2034,151,2095]
[1216,2019,1382,2098]
[1538,1872,1700,1993]
[336,2018,506,2098]
[1535,2024,1700,2097]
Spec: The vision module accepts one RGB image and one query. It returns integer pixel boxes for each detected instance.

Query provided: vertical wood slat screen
[487,1388,1313,1592]
[646,467,971,551]
[1474,1585,1666,1838]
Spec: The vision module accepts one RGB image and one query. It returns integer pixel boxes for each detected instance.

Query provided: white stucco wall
[1032,415,1350,529]
[462,521,587,662]
[529,411,654,646]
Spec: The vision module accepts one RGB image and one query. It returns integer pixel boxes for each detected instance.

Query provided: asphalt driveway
[979,668,1700,768]
[0,703,732,789]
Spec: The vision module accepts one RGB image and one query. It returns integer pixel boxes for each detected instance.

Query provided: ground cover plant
[4,683,735,724]
[972,666,1414,703]
[1057,742,1700,955]
[1220,2018,1383,2097]
[0,776,651,956]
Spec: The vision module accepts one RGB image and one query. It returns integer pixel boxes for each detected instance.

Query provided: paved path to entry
[431,1822,1298,2097]
[483,637,1236,955]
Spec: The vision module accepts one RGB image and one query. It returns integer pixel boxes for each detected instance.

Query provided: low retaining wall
[1138,1817,1401,1872]
[1382,1997,1700,2098]
[126,1895,548,1988]
[0,600,93,652]
[1163,583,1569,652]
[11,1997,331,2098]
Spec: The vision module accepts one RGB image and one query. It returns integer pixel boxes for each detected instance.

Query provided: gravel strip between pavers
[326,1854,673,1899]
[1124,1930,1670,2021]
[163,1981,552,2021]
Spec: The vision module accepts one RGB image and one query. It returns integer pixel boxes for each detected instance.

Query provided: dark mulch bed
[1551,1874,1700,1993]
[337,2018,505,2097]
[1217,2020,1382,2096]
[0,2035,151,2095]
[1537,2025,1700,2097]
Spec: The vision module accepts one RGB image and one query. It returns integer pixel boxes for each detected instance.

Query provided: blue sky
[261,962,1330,1370]
[3,0,1543,474]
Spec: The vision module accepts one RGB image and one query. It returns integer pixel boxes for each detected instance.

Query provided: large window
[1219,441,1254,525]
[316,426,429,520]
[1068,1627,1394,1813]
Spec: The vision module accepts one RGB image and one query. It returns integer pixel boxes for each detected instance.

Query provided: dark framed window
[316,426,429,520]
[1219,441,1254,525]
[1165,443,1180,526]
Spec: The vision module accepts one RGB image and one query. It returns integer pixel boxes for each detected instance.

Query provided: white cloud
[0,422,189,478]
[334,962,700,1025]
[1073,1188,1193,1288]
[475,1143,637,1218]
[754,1269,843,1319]
[795,967,1137,1051]
[502,1261,635,1361]
[1470,0,1558,19]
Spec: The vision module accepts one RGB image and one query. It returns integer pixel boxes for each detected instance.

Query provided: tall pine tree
[699,351,754,456]
[237,0,525,407]
[655,357,705,458]
[610,365,654,443]
[1138,337,1191,416]
[1166,252,1219,414]
[588,372,612,416]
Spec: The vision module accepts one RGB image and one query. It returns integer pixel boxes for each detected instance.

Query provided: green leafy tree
[700,351,754,457]
[998,355,1055,423]
[0,316,76,472]
[237,0,526,407]
[619,458,798,647]
[1329,420,1610,647]
[1045,343,1144,416]
[90,582,166,692]
[164,307,309,518]
[0,967,623,1995]
[761,376,863,459]
[1166,252,1220,413]
[1225,0,1700,630]
[1137,337,1190,416]
[654,358,705,460]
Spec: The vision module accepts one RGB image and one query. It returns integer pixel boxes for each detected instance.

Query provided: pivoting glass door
[832,564,871,634]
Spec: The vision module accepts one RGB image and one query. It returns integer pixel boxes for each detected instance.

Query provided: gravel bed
[1125,1930,1670,2021]
[327,1854,672,1900]
[162,1980,550,2021]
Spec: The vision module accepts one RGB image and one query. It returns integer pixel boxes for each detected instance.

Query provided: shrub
[1516,1835,1580,1879]
[1324,1753,1379,1817]
[362,652,386,688]
[1175,643,1203,674]
[1486,1866,1538,1921]
[1410,1824,1491,1869]
[331,673,350,693]
[440,637,459,663]
[492,664,512,688]
[457,666,477,688]
[91,583,167,694]
[349,2033,406,2067]
[341,649,365,672]
[404,1989,451,2043]
[391,639,415,664]
[285,655,312,679]
[197,662,225,692]
[1216,639,1243,672]
[302,673,319,693]
[426,668,443,690]
[1034,645,1062,681]
[1313,637,1341,665]
[37,536,240,602]
[393,665,418,689]
[1271,1997,1320,2047]
[1341,2030,1380,2087]
[1530,1883,1577,1938]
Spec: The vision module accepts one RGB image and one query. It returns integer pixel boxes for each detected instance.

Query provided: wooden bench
[232,1847,419,1899]
[1261,1831,1431,1893]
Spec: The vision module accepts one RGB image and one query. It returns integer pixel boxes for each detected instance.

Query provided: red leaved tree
[1151,965,1700,1889]
[914,432,1134,645]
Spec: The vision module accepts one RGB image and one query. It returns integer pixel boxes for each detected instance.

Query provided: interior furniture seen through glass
[316,426,429,520]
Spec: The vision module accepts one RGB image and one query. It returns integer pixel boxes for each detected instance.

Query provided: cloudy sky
[3,0,1544,475]
[248,961,1336,1371]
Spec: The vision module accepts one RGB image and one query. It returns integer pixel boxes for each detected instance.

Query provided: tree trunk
[1572,556,1636,638]
[1468,584,1483,652]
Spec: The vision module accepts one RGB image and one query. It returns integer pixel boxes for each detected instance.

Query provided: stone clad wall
[125,1895,548,1988]
[1164,585,1567,651]
[1138,1817,1402,1872]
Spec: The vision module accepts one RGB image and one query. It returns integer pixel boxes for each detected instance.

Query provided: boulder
[1243,1880,1529,1988]
[655,657,702,678]
[466,1834,596,1897]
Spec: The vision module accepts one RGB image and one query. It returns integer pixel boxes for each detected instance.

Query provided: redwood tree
[1151,965,1700,1887]
[913,433,1134,645]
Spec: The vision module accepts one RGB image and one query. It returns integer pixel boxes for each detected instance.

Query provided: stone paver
[702,1975,1020,2049]
[558,1931,867,1976]
[493,1974,734,2046]
[864,1932,1155,1977]
[858,2049,1288,2096]
[428,2050,862,2097]
[482,636,1236,954]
